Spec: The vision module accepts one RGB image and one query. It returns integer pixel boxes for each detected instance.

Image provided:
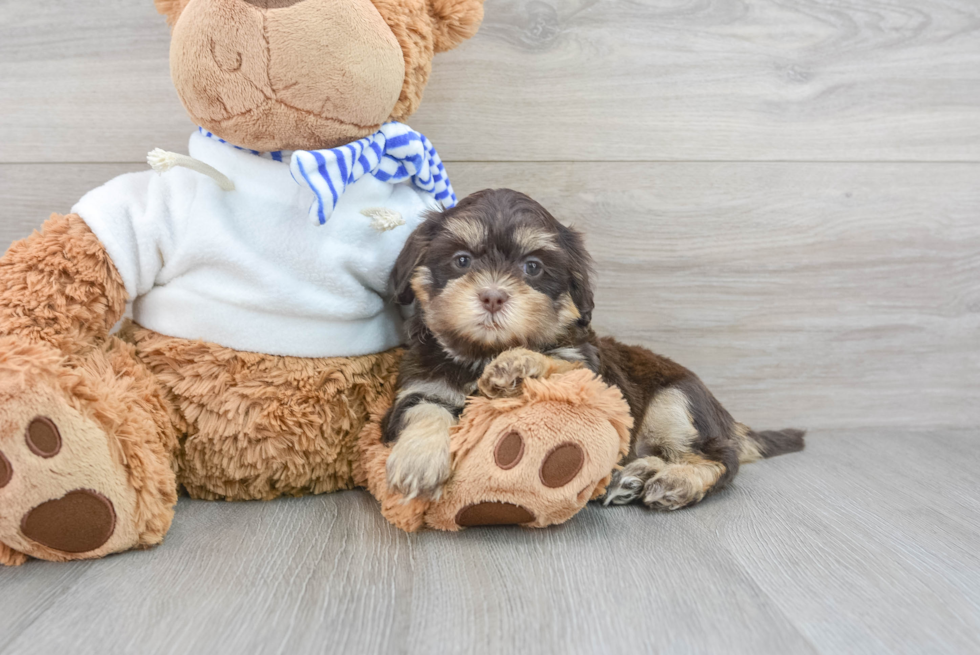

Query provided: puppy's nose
[478,289,510,314]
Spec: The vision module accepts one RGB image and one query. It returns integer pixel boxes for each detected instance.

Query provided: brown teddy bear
[0,0,632,565]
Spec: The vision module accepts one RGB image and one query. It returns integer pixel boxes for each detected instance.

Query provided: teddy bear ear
[154,0,190,27]
[428,0,485,53]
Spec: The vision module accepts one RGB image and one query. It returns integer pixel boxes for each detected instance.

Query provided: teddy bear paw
[0,354,141,562]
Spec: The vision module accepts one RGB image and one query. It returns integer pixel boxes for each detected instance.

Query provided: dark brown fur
[384,189,804,507]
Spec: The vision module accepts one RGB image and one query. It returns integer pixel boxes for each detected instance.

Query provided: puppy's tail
[737,424,805,463]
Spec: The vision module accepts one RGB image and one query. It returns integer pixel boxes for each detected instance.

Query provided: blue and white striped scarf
[199,123,456,225]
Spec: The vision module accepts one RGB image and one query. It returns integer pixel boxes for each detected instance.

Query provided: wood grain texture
[1,0,979,163]
[1,1,977,651]
[0,430,978,655]
[3,161,976,430]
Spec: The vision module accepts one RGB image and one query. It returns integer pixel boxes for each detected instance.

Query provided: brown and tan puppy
[383,189,804,508]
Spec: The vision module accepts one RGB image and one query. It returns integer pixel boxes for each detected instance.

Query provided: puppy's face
[392,189,594,362]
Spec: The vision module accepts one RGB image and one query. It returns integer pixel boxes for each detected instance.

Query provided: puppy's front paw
[386,434,452,501]
[478,348,551,398]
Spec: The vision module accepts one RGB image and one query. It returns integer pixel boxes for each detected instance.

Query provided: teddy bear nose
[242,0,308,8]
[478,289,510,314]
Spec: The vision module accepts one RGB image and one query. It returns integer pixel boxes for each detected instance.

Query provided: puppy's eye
[523,259,543,277]
[453,253,472,269]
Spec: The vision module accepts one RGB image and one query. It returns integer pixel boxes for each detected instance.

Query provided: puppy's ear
[390,218,434,305]
[559,226,595,326]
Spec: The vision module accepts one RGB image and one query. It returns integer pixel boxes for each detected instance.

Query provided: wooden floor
[1,429,979,655]
[1,0,978,653]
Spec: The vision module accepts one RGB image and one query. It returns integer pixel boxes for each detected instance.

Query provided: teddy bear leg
[0,213,180,564]
[125,324,402,501]
[0,337,179,565]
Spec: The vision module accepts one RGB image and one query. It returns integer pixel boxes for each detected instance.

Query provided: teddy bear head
[154,0,484,152]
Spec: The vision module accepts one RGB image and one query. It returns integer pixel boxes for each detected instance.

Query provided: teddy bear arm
[0,213,128,356]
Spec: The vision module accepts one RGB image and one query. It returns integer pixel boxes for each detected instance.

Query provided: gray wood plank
[2,161,976,430]
[449,162,980,432]
[1,163,145,239]
[2,0,979,163]
[1,429,978,655]
[718,430,980,655]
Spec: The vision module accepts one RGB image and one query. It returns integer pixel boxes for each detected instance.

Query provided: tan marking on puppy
[513,225,558,255]
[555,293,581,327]
[734,422,764,464]
[642,454,727,511]
[385,403,455,500]
[478,348,583,398]
[396,378,466,407]
[635,387,699,462]
[548,345,587,362]
[410,267,432,305]
[426,270,565,352]
[444,217,488,252]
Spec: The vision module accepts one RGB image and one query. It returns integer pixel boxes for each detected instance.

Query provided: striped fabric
[199,122,456,225]
[197,127,288,162]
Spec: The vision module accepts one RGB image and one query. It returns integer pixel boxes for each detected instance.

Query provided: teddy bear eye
[453,253,472,269]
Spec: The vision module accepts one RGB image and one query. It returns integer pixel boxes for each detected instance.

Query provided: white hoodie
[72,125,452,358]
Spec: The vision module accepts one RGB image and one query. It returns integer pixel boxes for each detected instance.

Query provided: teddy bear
[0,0,633,565]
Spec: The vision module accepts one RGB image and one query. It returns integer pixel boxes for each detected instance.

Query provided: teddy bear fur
[0,0,631,564]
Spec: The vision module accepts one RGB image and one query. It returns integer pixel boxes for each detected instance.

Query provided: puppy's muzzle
[478,288,510,315]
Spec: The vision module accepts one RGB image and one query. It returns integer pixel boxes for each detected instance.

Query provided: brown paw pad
[540,442,585,488]
[26,416,61,458]
[455,502,536,527]
[494,431,525,470]
[0,451,10,489]
[21,490,116,554]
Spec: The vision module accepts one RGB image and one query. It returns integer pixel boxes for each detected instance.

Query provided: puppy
[382,188,804,508]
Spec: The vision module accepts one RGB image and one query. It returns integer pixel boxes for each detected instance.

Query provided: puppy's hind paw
[642,475,703,511]
[601,471,645,506]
